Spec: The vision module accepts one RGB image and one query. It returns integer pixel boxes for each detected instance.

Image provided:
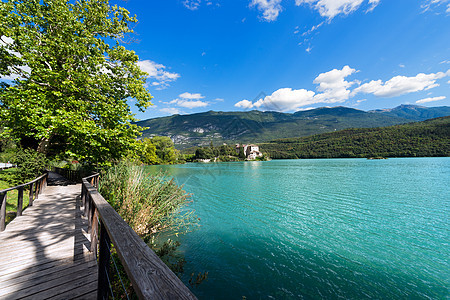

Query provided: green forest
[260,117,450,159]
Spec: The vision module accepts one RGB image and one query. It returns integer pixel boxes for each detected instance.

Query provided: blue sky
[117,0,449,119]
[3,0,450,119]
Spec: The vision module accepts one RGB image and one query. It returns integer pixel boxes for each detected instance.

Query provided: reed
[99,160,194,240]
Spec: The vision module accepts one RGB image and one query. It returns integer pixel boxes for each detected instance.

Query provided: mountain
[136,105,450,149]
[369,104,450,121]
[260,116,450,159]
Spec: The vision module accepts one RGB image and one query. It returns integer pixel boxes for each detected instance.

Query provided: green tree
[151,136,178,164]
[0,0,152,163]
[138,138,159,165]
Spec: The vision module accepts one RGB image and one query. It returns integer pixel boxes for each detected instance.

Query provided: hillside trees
[0,0,152,163]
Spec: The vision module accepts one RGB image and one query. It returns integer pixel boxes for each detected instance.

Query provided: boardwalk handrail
[53,166,84,183]
[82,174,197,300]
[0,172,48,231]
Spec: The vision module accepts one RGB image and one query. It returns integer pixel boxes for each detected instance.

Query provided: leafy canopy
[0,0,152,163]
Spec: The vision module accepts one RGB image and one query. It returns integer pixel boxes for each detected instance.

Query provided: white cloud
[416,96,446,104]
[295,0,379,19]
[179,92,205,99]
[253,88,316,111]
[176,100,209,108]
[250,0,283,21]
[234,65,357,111]
[169,94,209,109]
[137,60,180,89]
[235,99,255,109]
[421,0,450,13]
[0,36,31,81]
[352,70,449,97]
[399,64,405,68]
[160,107,181,115]
[312,65,358,103]
[183,0,201,10]
[234,67,450,112]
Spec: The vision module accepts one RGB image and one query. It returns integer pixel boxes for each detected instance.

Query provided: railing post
[97,220,111,300]
[86,194,92,233]
[29,183,34,206]
[17,187,24,217]
[91,208,99,254]
[0,192,6,232]
[34,181,39,200]
[81,184,86,210]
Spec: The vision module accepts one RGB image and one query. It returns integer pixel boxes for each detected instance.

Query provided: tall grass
[99,161,194,240]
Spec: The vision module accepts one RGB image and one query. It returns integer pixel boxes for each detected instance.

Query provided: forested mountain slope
[259,117,450,159]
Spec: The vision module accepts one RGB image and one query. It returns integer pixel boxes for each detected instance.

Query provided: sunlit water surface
[146,158,449,299]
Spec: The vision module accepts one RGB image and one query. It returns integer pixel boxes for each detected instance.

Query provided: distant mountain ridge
[136,105,450,149]
[369,104,450,121]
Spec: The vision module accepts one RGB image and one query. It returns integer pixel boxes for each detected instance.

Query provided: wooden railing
[52,167,84,183]
[81,173,197,300]
[0,172,48,231]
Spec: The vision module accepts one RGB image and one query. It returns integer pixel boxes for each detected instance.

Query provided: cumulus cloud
[250,0,283,21]
[137,60,180,89]
[312,65,357,103]
[179,92,205,99]
[352,70,450,97]
[234,65,357,111]
[253,88,316,111]
[295,0,379,19]
[167,92,209,109]
[235,99,255,109]
[416,96,446,104]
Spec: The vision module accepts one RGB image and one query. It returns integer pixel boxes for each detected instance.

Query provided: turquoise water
[147,158,449,299]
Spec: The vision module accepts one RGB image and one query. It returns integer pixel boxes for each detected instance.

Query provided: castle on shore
[235,144,263,160]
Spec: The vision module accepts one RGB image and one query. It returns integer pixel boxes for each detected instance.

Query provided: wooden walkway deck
[0,173,97,299]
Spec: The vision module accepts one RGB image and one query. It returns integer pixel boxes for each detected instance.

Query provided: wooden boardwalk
[0,173,97,299]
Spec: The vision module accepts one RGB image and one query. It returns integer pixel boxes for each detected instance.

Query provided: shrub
[12,149,48,183]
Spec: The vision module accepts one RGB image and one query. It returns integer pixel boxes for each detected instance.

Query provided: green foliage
[12,148,47,183]
[137,136,180,165]
[0,0,152,163]
[98,160,194,239]
[151,136,179,164]
[260,117,450,159]
[194,144,242,161]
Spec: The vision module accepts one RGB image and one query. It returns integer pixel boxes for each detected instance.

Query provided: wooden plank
[2,264,97,299]
[0,179,98,300]
[0,259,97,295]
[0,250,93,278]
[0,239,90,267]
[0,256,97,289]
[51,281,98,300]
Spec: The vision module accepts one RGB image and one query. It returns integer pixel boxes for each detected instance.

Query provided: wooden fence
[0,173,48,231]
[52,167,84,183]
[81,173,197,300]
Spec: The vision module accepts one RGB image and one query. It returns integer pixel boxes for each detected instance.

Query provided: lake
[146,158,449,299]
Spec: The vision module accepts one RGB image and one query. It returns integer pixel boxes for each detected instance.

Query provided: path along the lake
[0,172,97,299]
